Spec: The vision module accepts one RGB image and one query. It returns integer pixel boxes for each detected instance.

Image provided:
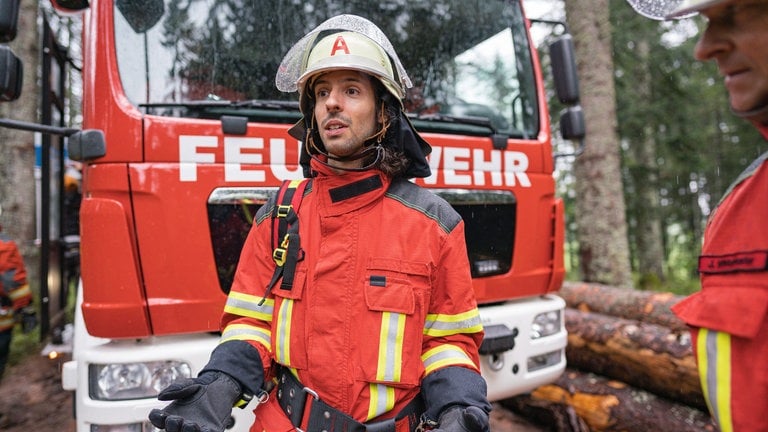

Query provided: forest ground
[0,348,548,432]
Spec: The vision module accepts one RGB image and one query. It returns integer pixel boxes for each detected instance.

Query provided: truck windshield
[114,0,539,138]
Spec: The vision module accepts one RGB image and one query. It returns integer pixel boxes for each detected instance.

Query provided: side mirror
[50,0,90,13]
[0,46,23,101]
[0,0,21,42]
[549,34,580,105]
[68,129,107,161]
[560,106,586,141]
[116,0,164,33]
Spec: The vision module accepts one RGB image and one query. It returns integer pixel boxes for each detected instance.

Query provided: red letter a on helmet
[330,36,350,56]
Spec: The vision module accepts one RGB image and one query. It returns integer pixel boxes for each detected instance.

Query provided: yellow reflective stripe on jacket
[423,308,483,337]
[367,383,396,421]
[220,323,271,352]
[377,312,406,382]
[366,311,405,420]
[0,314,14,331]
[0,303,14,330]
[274,298,294,365]
[224,291,274,321]
[697,328,733,432]
[8,283,31,302]
[421,344,475,375]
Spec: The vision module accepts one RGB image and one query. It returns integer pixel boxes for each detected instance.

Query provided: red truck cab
[1,1,584,430]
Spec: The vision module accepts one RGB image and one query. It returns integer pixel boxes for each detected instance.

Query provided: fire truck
[0,0,585,430]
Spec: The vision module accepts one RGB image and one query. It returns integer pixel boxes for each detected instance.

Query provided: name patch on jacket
[370,275,386,287]
[698,250,768,274]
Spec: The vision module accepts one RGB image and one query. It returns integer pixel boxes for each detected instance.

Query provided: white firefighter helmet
[299,31,404,100]
[625,0,729,19]
[666,0,730,17]
[276,14,412,102]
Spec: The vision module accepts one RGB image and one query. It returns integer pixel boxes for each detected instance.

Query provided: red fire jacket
[672,124,768,338]
[220,160,484,423]
[0,233,32,332]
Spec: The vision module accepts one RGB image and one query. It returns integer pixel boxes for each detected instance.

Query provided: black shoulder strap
[261,179,310,304]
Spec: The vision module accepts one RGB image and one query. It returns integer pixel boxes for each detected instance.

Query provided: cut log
[559,281,689,332]
[564,308,705,410]
[501,396,591,432]
[502,369,718,432]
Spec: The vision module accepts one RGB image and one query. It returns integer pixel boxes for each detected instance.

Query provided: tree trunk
[564,308,705,410]
[0,0,41,277]
[628,39,666,287]
[564,0,633,288]
[559,281,688,332]
[504,369,717,432]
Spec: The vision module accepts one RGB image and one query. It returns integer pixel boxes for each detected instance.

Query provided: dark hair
[368,80,411,178]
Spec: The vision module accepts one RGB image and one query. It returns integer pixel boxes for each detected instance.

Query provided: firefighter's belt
[276,368,424,432]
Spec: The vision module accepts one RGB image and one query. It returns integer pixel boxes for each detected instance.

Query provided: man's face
[312,70,378,169]
[695,0,768,114]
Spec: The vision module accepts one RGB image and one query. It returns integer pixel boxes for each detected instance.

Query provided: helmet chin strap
[304,102,390,173]
[306,138,383,172]
[304,124,384,172]
[732,101,768,125]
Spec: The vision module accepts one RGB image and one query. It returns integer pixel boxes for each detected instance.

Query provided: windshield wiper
[139,99,299,110]
[410,112,497,132]
[139,100,231,109]
[234,100,299,110]
[409,112,511,149]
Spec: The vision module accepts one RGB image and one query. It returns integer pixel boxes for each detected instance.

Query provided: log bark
[503,369,717,432]
[559,281,688,332]
[501,396,590,432]
[564,308,705,410]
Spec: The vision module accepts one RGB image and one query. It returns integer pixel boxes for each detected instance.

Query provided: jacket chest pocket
[357,258,431,388]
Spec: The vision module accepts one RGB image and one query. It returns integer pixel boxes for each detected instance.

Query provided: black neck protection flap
[288,109,432,179]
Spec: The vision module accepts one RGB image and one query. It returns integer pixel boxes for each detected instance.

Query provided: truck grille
[434,190,516,278]
[207,188,275,293]
[207,188,516,293]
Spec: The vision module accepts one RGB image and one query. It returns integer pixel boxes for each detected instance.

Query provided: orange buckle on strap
[272,234,291,266]
[276,204,292,218]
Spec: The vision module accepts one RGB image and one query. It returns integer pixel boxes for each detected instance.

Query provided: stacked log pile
[501,281,719,431]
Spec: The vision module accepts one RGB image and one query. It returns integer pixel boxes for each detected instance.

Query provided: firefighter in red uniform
[627,0,768,430]
[150,15,491,432]
[0,204,34,380]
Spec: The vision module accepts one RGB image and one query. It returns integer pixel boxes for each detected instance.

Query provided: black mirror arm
[0,117,79,136]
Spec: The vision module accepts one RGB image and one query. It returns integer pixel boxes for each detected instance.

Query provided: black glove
[148,371,241,432]
[433,406,489,432]
[420,366,492,425]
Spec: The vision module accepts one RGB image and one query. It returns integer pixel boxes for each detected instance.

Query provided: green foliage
[607,1,767,288]
[8,324,42,367]
[513,2,768,292]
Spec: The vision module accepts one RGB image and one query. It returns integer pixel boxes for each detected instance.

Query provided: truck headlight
[90,422,156,431]
[90,361,191,401]
[531,310,561,339]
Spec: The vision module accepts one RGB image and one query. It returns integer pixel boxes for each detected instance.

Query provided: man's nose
[694,24,730,62]
[325,89,342,112]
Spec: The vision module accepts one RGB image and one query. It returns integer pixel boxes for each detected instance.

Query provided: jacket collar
[310,158,391,216]
[758,122,768,141]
